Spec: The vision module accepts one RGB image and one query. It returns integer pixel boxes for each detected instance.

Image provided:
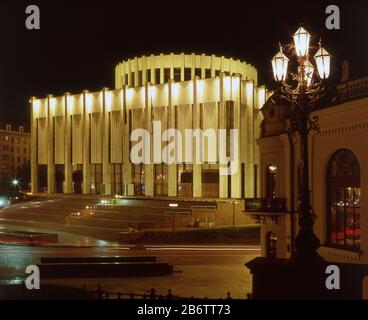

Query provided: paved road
[0,243,260,299]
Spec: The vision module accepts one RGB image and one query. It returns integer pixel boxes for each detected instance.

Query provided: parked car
[0,196,10,209]
[0,192,27,208]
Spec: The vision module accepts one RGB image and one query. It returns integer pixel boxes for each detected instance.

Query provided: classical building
[246,76,368,274]
[0,123,31,190]
[30,53,270,198]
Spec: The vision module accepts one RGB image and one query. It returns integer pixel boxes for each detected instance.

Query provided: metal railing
[244,198,287,213]
[337,77,368,103]
[83,285,246,300]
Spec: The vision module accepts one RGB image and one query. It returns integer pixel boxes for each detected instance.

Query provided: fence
[83,285,251,300]
[337,77,368,103]
[244,198,287,213]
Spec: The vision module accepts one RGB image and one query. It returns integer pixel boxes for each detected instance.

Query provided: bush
[121,225,260,244]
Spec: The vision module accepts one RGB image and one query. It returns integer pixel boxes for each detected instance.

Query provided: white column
[142,56,147,84]
[211,55,216,77]
[192,76,201,197]
[134,57,139,87]
[231,76,242,198]
[30,97,38,193]
[82,90,91,194]
[245,81,255,197]
[144,82,154,196]
[160,53,164,84]
[151,54,157,84]
[102,88,112,195]
[47,94,55,193]
[115,63,122,89]
[120,88,126,195]
[201,53,205,78]
[123,85,133,195]
[127,59,132,87]
[219,73,228,198]
[64,93,73,193]
[170,53,174,80]
[180,53,185,81]
[168,79,177,197]
[191,53,195,79]
[122,62,127,86]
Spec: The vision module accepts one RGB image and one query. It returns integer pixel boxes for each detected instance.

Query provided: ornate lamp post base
[246,256,367,300]
[291,228,324,264]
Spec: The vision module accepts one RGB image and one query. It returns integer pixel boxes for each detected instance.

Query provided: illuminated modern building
[247,76,368,275]
[30,53,270,198]
[0,123,31,190]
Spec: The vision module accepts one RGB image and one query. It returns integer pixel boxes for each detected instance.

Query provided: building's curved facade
[31,53,269,199]
[115,53,258,88]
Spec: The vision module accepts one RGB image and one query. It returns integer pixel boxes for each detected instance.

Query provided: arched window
[326,149,361,250]
[266,231,278,258]
[266,165,277,199]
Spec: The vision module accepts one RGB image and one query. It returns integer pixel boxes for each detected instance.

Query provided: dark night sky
[1,0,367,125]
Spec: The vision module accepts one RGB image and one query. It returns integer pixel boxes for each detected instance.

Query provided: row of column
[115,54,257,89]
[31,74,257,198]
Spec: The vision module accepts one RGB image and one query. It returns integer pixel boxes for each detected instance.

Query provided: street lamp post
[271,26,331,262]
[247,26,368,299]
[11,179,20,192]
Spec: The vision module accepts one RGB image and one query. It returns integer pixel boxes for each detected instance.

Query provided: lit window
[146,70,151,83]
[174,68,181,82]
[155,69,161,84]
[326,149,361,250]
[164,68,170,83]
[138,71,143,87]
[184,68,191,81]
[266,164,277,199]
[131,72,135,87]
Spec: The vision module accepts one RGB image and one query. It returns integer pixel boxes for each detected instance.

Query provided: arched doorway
[326,149,361,250]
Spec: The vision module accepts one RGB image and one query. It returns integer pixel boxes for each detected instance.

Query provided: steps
[0,229,58,244]
[37,256,173,278]
[40,256,156,264]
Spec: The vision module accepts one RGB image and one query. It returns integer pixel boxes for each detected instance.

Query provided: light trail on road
[145,246,260,252]
[0,245,260,254]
